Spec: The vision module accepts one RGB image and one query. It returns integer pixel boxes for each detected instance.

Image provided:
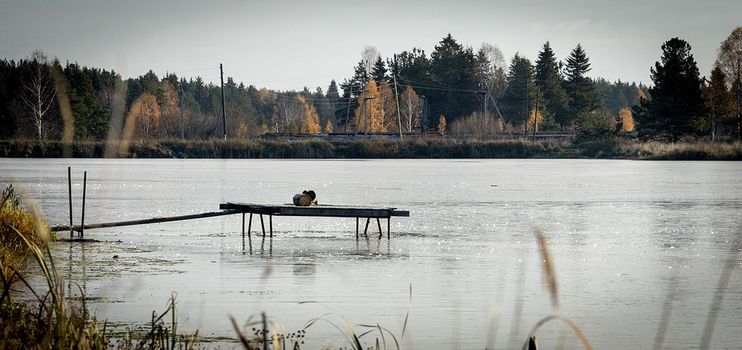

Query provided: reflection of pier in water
[248,232,394,257]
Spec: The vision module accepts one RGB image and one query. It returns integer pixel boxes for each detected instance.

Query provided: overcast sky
[0,0,739,92]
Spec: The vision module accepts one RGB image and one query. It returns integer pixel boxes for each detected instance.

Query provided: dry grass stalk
[535,227,559,311]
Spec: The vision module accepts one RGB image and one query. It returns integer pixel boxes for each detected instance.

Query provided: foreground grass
[1,138,740,160]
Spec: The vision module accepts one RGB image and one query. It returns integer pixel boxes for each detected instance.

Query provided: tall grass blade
[652,273,678,350]
[522,315,592,350]
[699,239,740,350]
[535,227,559,311]
[230,314,255,350]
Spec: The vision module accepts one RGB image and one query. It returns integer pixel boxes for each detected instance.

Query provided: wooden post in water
[363,217,370,236]
[356,217,359,239]
[376,218,382,239]
[81,171,87,239]
[241,213,245,251]
[67,166,73,240]
[247,213,253,252]
[259,214,266,238]
[269,215,273,239]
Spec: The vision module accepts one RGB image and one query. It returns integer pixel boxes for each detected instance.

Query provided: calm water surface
[1,159,741,349]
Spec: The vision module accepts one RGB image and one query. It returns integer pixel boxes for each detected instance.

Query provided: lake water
[1,159,741,349]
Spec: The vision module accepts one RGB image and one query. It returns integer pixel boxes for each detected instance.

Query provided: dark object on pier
[292,190,318,206]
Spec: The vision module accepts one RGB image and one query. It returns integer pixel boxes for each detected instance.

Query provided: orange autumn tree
[437,115,446,134]
[618,107,635,132]
[299,95,321,134]
[354,80,383,132]
[132,92,161,139]
[324,119,333,133]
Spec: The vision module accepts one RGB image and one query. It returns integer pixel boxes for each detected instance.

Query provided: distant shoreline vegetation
[1,138,741,160]
[2,29,741,150]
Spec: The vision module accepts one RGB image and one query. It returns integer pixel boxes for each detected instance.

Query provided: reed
[520,228,592,350]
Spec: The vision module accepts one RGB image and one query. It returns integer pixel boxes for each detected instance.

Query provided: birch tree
[20,51,56,141]
[399,85,422,133]
[716,26,742,137]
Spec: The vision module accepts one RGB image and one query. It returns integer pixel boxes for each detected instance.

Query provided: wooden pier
[219,202,410,247]
[52,202,409,247]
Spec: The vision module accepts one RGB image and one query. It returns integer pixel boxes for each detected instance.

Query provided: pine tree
[64,63,108,140]
[635,38,705,141]
[390,49,431,86]
[564,44,597,125]
[371,57,388,84]
[429,34,478,122]
[704,66,733,139]
[499,54,539,131]
[338,61,369,130]
[535,42,569,127]
[326,80,340,100]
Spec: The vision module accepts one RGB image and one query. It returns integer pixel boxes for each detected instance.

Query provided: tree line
[1,28,739,143]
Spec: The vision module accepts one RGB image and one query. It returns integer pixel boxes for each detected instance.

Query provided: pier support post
[81,171,87,239]
[247,213,253,252]
[363,218,370,237]
[260,214,266,238]
[241,213,245,251]
[356,217,359,239]
[269,215,273,239]
[68,166,73,240]
[376,218,382,239]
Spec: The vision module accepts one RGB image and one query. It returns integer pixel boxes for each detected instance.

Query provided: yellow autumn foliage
[354,80,384,132]
[324,119,333,133]
[525,109,544,133]
[299,96,321,134]
[437,115,447,134]
[619,107,635,132]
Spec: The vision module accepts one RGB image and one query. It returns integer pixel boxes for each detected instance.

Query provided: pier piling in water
[67,166,73,240]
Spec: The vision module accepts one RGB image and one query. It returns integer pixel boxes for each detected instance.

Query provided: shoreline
[1,139,741,160]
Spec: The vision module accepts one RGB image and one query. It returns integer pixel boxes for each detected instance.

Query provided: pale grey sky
[0,0,739,91]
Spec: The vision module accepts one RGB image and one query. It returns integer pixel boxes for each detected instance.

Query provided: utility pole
[393,74,403,140]
[220,63,226,140]
[179,80,185,139]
